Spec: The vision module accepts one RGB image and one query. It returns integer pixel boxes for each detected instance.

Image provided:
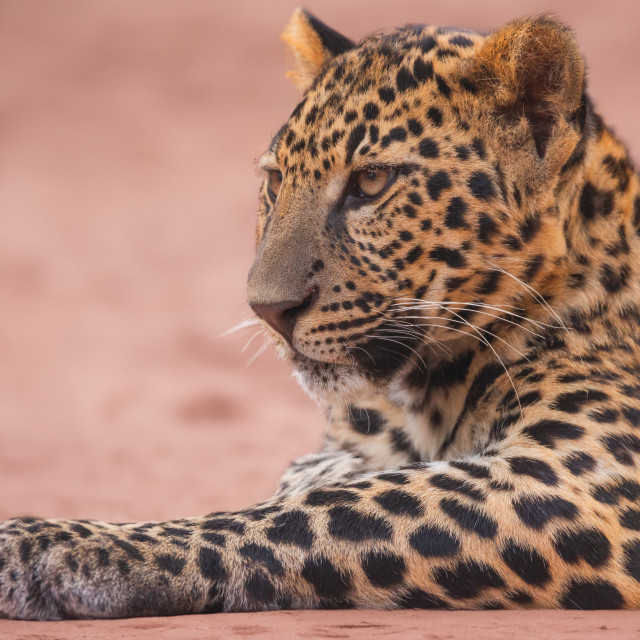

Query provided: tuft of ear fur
[282,8,354,92]
[469,16,585,157]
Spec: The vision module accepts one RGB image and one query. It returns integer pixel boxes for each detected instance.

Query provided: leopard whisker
[484,261,566,327]
[391,310,532,361]
[218,317,262,337]
[484,260,588,380]
[372,322,453,358]
[394,297,524,311]
[430,301,523,415]
[394,299,554,328]
[245,341,269,367]
[398,310,544,339]
[344,344,377,367]
[241,330,264,353]
[363,334,428,373]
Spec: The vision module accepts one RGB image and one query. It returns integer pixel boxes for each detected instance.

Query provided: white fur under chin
[292,364,374,405]
[268,327,385,405]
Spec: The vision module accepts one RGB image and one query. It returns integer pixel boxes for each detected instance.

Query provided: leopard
[1,9,640,619]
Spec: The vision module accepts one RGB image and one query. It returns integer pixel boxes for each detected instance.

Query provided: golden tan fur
[0,12,639,619]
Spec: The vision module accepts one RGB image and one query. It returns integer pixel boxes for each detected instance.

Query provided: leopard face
[247,13,586,402]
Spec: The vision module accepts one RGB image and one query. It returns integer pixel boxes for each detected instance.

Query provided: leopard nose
[249,289,317,345]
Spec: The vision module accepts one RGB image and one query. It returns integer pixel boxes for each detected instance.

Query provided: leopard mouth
[285,319,425,402]
[255,306,426,402]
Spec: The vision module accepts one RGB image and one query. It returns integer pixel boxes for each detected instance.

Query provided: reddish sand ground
[1,1,639,638]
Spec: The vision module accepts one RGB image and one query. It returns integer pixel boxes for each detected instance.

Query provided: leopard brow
[258,154,279,172]
[257,124,288,172]
[350,160,420,174]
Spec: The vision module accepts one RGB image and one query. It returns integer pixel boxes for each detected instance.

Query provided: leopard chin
[290,352,374,405]
[269,336,353,395]
[265,319,426,404]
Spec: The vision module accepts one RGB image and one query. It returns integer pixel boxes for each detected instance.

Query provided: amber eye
[355,167,393,198]
[267,170,282,199]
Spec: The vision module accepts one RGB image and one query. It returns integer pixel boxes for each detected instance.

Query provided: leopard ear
[469,16,585,157]
[281,8,354,92]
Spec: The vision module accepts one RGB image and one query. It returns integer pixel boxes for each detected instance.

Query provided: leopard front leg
[3,446,638,618]
[0,517,213,619]
[0,397,416,619]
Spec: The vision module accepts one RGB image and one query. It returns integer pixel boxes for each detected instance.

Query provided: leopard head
[247,9,588,402]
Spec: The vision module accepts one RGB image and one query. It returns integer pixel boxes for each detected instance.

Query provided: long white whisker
[398,310,544,339]
[394,300,556,330]
[375,322,426,340]
[374,314,455,358]
[372,324,451,358]
[364,335,428,372]
[241,330,264,353]
[391,312,531,361]
[484,261,564,325]
[245,342,268,367]
[394,297,523,311]
[346,344,377,366]
[485,255,529,263]
[218,317,261,337]
[324,404,335,439]
[397,321,503,354]
[367,341,427,372]
[484,260,588,379]
[431,301,522,415]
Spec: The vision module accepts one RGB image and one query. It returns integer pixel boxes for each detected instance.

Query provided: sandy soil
[1,1,639,637]
[3,610,640,640]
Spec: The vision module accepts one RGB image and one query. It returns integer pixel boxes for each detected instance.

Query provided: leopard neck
[387,112,640,454]
[553,114,640,325]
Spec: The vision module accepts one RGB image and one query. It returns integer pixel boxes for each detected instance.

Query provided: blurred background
[1,0,639,523]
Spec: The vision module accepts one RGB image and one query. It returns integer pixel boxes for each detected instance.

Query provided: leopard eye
[267,170,283,200]
[355,167,394,198]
